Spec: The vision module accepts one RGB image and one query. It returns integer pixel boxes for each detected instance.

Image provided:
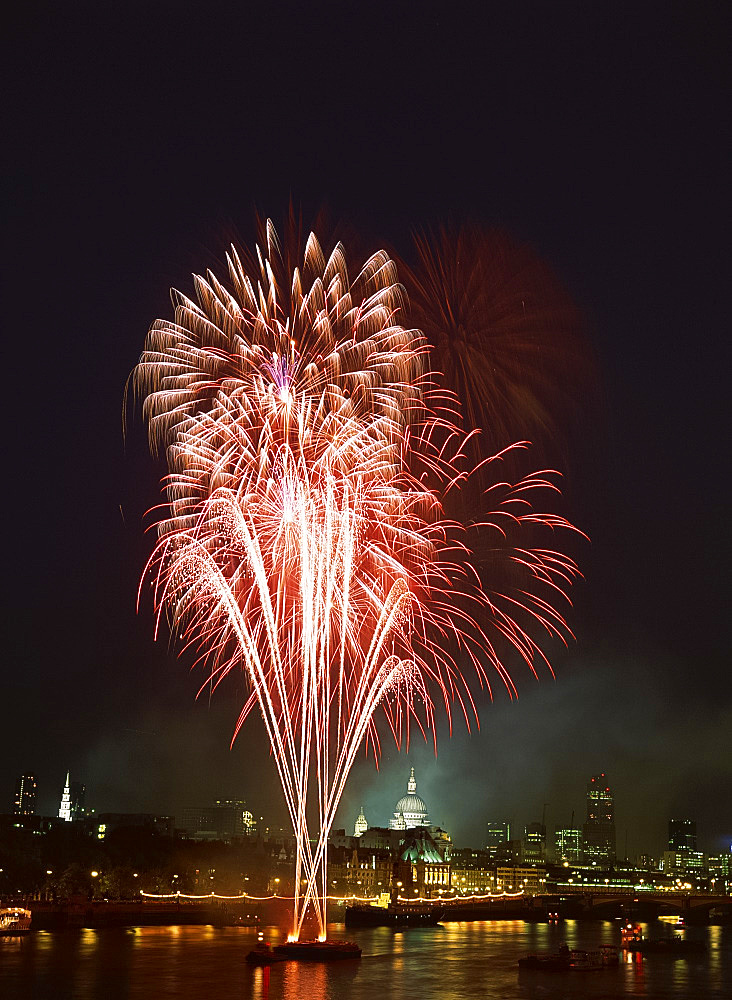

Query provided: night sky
[4,2,729,856]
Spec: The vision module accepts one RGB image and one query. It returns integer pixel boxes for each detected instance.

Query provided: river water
[1,919,728,999]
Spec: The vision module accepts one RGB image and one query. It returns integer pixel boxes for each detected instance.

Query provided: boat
[272,939,362,961]
[0,908,32,936]
[625,936,705,955]
[519,944,617,972]
[345,901,442,927]
[518,950,570,971]
[246,934,284,966]
[569,949,608,970]
[621,921,643,945]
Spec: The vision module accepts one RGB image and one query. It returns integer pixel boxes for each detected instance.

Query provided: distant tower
[13,774,37,815]
[523,821,547,863]
[354,806,368,837]
[58,771,72,822]
[582,773,616,864]
[668,819,696,851]
[485,820,510,857]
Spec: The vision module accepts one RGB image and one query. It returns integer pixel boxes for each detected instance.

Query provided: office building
[485,820,510,857]
[523,822,546,864]
[555,827,582,865]
[582,773,616,864]
[668,819,696,851]
[13,774,37,816]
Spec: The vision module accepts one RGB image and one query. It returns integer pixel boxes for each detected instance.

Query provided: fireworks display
[133,222,582,940]
[398,226,594,466]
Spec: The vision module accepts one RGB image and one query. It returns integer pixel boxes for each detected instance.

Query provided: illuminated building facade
[431,826,452,860]
[555,827,582,865]
[664,819,701,882]
[707,849,732,894]
[582,773,616,864]
[58,771,72,822]
[523,822,546,863]
[485,820,510,857]
[13,774,37,815]
[495,865,545,894]
[354,806,368,837]
[389,768,429,830]
[396,827,450,894]
[450,848,495,893]
[662,849,705,881]
[328,846,392,897]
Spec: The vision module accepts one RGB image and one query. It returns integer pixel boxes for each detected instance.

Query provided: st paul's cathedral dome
[389,767,429,830]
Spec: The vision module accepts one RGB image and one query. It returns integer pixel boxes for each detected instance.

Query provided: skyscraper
[485,820,511,857]
[555,827,583,865]
[485,819,520,861]
[58,771,72,822]
[582,773,616,865]
[668,819,696,851]
[522,822,546,863]
[13,774,37,815]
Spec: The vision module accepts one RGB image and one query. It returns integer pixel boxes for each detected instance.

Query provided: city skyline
[3,3,729,868]
[5,762,728,860]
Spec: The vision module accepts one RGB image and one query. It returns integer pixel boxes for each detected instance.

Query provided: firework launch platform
[272,940,362,961]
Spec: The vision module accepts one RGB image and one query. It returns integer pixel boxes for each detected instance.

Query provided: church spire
[354,804,368,837]
[58,770,72,822]
[407,766,416,794]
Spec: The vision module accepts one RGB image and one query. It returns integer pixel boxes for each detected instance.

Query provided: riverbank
[8,899,259,930]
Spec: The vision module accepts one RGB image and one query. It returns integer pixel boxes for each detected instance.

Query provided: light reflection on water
[0,919,729,999]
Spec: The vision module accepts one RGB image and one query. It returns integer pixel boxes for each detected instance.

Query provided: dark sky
[3,1,729,856]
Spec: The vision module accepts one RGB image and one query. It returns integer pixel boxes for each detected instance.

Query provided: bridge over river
[437,889,731,923]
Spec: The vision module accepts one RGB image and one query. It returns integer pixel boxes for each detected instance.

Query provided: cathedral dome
[395,792,427,816]
[389,767,429,830]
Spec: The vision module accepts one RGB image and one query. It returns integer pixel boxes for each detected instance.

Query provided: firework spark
[133,222,582,939]
[398,225,595,468]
